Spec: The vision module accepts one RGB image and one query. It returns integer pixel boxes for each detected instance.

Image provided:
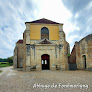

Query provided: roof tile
[17,40,23,43]
[25,18,63,24]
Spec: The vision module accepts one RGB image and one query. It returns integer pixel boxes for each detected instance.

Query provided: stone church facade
[13,18,70,71]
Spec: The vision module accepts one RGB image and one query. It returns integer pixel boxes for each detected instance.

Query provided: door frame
[82,55,86,69]
[41,54,50,70]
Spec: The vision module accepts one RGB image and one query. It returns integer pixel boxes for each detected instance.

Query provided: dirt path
[0,66,92,92]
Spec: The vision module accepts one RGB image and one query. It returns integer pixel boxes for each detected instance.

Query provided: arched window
[41,27,49,40]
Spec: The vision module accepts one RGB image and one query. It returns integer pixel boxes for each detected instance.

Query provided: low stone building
[13,18,70,71]
[69,34,92,70]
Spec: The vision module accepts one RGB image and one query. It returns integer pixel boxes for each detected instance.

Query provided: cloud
[0,0,92,58]
[0,0,38,58]
[62,0,91,14]
[62,0,92,52]
[33,0,72,24]
[0,0,73,58]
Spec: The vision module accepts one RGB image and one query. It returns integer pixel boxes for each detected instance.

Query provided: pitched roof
[25,18,63,25]
[17,40,23,43]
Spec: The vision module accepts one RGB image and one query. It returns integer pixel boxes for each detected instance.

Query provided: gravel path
[0,66,92,92]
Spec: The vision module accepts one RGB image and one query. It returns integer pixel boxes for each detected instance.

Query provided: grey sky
[0,0,92,58]
[62,0,92,48]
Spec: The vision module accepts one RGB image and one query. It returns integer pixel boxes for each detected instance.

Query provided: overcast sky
[0,0,92,58]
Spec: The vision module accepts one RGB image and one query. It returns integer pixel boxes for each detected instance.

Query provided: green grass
[0,62,8,63]
[0,70,2,73]
[0,62,13,67]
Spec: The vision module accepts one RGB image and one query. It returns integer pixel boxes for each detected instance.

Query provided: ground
[0,67,92,92]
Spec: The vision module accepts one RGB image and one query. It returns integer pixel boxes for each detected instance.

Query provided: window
[45,60,47,64]
[41,27,49,40]
[42,60,44,64]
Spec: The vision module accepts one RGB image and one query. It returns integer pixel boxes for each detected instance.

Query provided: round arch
[41,27,49,40]
[82,55,86,69]
[41,54,50,70]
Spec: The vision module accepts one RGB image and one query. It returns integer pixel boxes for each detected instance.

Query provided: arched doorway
[82,55,86,69]
[41,54,50,70]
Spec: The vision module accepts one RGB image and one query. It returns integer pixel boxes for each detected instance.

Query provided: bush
[0,56,13,64]
[0,56,13,67]
[7,56,13,64]
[67,54,70,57]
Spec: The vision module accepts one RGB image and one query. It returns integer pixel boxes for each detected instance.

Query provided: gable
[34,39,56,45]
[39,39,52,44]
[25,18,63,25]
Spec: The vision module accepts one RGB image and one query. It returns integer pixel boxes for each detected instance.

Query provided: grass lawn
[0,62,13,67]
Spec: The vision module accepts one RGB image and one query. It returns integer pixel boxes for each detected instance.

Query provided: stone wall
[17,43,24,68]
[70,34,92,70]
[13,46,17,68]
[68,45,76,64]
[13,22,70,71]
[13,41,24,68]
[29,42,68,70]
[68,45,77,70]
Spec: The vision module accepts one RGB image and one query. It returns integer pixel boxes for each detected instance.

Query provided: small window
[42,60,44,64]
[45,60,47,64]
[41,27,49,40]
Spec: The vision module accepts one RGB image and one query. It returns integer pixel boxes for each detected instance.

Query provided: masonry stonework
[69,34,92,70]
[13,18,70,71]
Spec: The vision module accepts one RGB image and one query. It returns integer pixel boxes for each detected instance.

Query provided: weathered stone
[69,34,92,70]
[13,18,70,71]
[36,65,41,71]
[26,66,31,71]
[51,65,56,71]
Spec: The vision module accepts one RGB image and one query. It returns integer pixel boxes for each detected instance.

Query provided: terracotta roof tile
[17,40,23,43]
[25,18,63,25]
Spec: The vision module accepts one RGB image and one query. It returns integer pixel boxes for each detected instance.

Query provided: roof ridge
[25,18,63,25]
[17,39,23,43]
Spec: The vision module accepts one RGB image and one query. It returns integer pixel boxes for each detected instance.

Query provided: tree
[7,56,13,64]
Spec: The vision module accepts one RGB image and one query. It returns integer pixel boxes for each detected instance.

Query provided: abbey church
[13,18,70,71]
[13,18,92,71]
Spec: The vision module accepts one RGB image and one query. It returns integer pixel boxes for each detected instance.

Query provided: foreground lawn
[0,62,13,67]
